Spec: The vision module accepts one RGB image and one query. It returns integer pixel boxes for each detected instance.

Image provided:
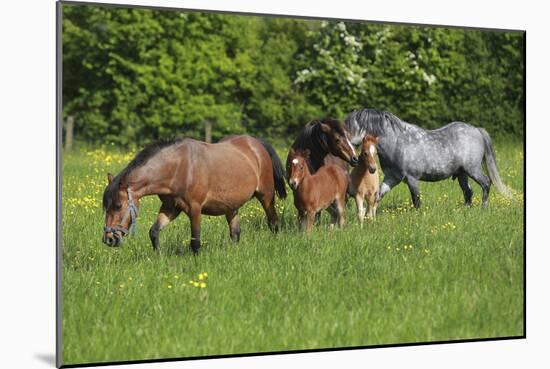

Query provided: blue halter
[104,188,138,237]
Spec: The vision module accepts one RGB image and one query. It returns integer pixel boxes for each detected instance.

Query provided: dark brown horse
[288,149,349,232]
[102,135,287,254]
[285,118,358,180]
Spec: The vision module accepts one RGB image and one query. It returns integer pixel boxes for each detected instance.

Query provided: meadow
[61,141,524,366]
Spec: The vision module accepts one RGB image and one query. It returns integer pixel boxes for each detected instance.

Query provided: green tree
[294,21,368,118]
[62,3,524,147]
[244,17,321,136]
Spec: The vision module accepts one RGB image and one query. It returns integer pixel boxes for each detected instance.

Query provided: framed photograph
[57,1,525,367]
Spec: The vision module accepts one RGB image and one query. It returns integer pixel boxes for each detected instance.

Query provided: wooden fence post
[204,120,212,143]
[65,115,74,151]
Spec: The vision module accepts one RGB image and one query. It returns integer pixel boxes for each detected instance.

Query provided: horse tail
[258,139,288,199]
[479,128,513,198]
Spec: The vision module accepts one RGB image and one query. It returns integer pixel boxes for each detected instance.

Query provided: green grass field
[61,141,524,365]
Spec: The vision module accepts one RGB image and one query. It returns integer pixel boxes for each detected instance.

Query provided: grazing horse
[345,108,512,208]
[102,135,287,254]
[288,149,349,232]
[350,135,380,224]
[286,117,358,180]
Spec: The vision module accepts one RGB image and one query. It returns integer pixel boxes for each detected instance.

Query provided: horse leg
[327,204,338,229]
[314,212,322,225]
[405,177,421,209]
[367,190,377,219]
[188,205,202,254]
[468,169,491,208]
[225,210,240,242]
[305,211,315,233]
[297,209,306,231]
[256,191,279,233]
[372,190,379,217]
[336,197,345,228]
[149,200,181,253]
[379,175,401,202]
[457,172,473,206]
[355,193,366,227]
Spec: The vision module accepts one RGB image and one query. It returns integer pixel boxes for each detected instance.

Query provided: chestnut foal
[350,135,380,225]
[288,148,349,232]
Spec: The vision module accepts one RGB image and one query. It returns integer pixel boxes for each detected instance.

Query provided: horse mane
[346,108,407,137]
[294,119,321,146]
[293,117,346,151]
[102,137,184,210]
[291,117,337,172]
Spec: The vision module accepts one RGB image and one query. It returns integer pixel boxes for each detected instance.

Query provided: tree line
[62,4,524,148]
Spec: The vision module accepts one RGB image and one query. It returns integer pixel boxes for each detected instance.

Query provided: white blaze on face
[369,144,376,156]
[345,137,357,157]
[290,158,301,186]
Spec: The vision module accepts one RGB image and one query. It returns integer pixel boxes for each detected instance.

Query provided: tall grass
[61,142,524,365]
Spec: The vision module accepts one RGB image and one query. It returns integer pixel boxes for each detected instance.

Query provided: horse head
[361,135,379,174]
[288,148,310,190]
[317,118,359,167]
[102,173,140,247]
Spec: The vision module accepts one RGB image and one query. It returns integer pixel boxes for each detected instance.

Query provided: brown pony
[288,149,349,232]
[350,135,380,224]
[102,135,287,254]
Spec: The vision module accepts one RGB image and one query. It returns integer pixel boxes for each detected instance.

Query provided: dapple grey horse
[345,108,512,208]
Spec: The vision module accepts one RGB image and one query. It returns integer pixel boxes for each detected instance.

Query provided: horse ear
[374,136,380,144]
[319,122,331,133]
[303,149,311,159]
[107,173,114,184]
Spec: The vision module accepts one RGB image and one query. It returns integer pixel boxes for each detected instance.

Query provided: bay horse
[102,135,287,254]
[288,148,348,232]
[285,117,359,180]
[345,108,512,208]
[350,135,380,224]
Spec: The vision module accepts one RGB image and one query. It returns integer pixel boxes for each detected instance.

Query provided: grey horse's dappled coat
[345,108,512,208]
